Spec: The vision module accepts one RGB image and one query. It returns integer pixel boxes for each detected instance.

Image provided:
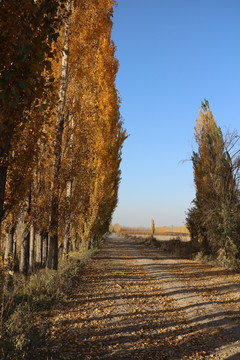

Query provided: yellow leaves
[61,0,125,240]
[202,175,207,183]
[0,0,124,260]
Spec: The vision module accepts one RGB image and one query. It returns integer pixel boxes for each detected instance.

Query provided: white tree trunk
[48,0,72,270]
[19,228,30,275]
[29,224,35,273]
[4,226,15,265]
[42,232,48,267]
[35,232,42,268]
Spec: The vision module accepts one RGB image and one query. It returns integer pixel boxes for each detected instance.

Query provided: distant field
[121,231,191,242]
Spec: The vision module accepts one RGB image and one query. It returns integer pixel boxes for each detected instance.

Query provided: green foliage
[187,101,240,269]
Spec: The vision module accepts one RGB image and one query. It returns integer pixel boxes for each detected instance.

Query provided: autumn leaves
[0,0,126,272]
[186,100,240,268]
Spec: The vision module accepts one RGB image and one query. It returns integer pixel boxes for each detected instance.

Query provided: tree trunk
[63,180,72,259]
[14,216,24,269]
[4,226,15,264]
[19,228,30,275]
[0,165,7,225]
[48,0,71,270]
[35,232,42,268]
[63,223,70,259]
[0,134,12,225]
[42,232,48,267]
[19,183,32,274]
[4,226,15,288]
[88,237,93,250]
[75,232,80,251]
[72,227,80,251]
[28,224,35,273]
[47,233,58,269]
[71,230,78,251]
[13,233,17,258]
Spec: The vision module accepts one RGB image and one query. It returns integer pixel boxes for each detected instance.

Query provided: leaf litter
[33,235,240,359]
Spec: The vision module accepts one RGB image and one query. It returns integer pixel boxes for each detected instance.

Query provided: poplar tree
[0,0,66,225]
[187,100,240,267]
[1,0,126,271]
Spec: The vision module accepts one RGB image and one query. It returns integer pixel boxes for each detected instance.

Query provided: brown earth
[34,234,240,360]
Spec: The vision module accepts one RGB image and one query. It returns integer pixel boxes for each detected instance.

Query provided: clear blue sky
[111,0,240,228]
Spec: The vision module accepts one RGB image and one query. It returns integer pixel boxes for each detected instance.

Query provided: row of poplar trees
[186,100,240,269]
[0,0,126,273]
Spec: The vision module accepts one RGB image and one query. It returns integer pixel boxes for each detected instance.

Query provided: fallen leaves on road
[32,236,240,359]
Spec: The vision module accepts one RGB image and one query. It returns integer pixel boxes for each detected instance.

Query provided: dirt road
[38,235,240,359]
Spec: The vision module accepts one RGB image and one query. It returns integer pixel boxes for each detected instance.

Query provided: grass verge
[125,234,240,272]
[0,246,98,360]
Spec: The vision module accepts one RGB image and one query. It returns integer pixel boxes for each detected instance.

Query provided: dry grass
[0,246,98,360]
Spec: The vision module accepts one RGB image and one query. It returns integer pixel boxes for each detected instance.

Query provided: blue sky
[111,0,240,228]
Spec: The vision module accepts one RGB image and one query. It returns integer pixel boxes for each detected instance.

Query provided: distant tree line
[111,224,189,235]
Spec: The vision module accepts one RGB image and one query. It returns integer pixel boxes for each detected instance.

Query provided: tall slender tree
[0,0,66,226]
[187,100,240,266]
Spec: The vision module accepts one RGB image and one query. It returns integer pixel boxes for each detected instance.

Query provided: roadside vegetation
[186,100,240,271]
[0,0,125,357]
[0,245,99,359]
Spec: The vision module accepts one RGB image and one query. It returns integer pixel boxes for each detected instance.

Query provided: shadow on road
[37,236,240,360]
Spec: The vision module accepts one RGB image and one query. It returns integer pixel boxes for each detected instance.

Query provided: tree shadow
[34,236,240,360]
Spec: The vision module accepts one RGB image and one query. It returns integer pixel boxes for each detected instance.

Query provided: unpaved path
[37,235,240,359]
